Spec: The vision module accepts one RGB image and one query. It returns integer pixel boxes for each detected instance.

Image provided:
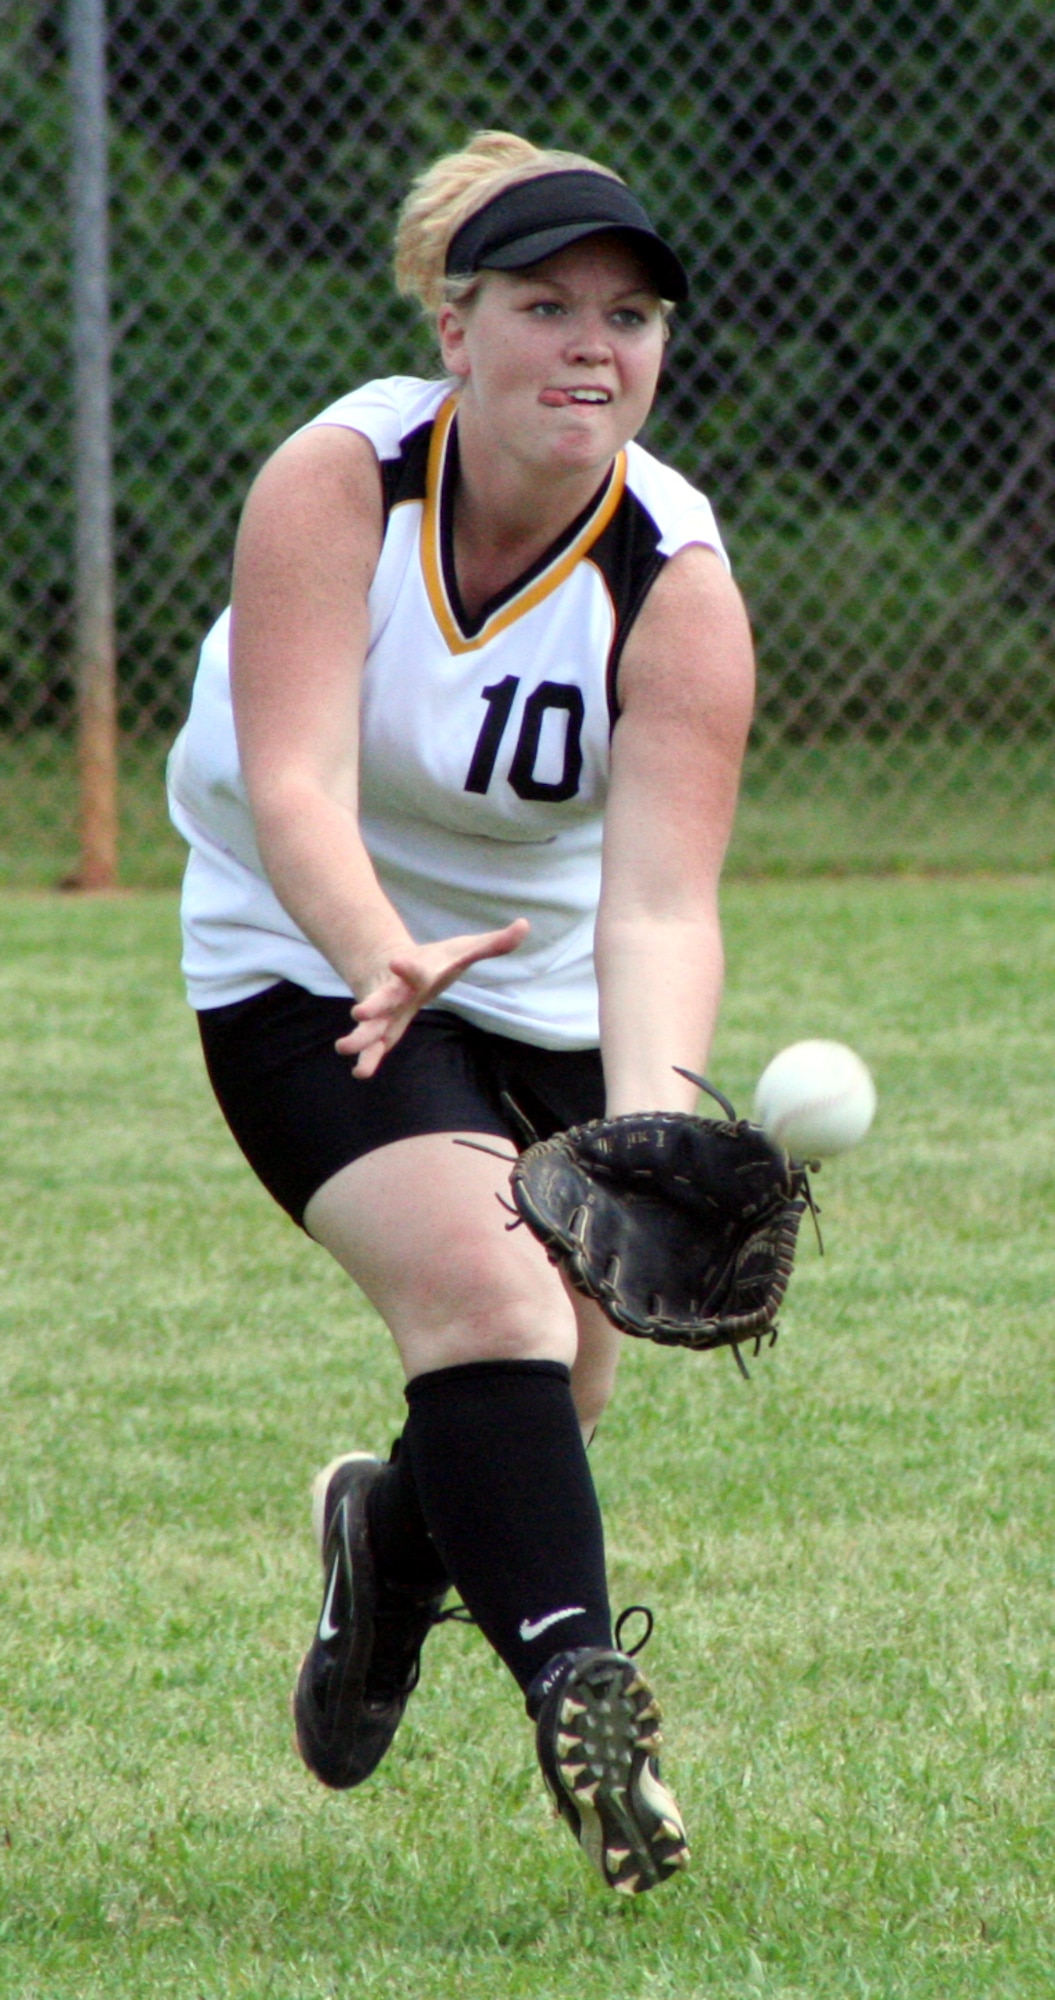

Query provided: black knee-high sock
[401,1358,612,1691]
[365,1437,450,1595]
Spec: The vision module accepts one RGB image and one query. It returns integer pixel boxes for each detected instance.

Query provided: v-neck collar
[419,393,627,655]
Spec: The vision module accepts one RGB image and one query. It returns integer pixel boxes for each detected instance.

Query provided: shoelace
[613,1603,655,1656]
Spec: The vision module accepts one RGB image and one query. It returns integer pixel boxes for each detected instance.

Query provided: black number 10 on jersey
[464,677,585,804]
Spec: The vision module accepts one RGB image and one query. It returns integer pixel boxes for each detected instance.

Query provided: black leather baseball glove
[509,1072,813,1369]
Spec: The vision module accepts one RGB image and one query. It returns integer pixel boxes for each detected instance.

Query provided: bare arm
[596,544,755,1114]
[230,424,525,1076]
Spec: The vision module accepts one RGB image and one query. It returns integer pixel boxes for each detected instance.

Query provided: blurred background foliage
[4,0,1055,873]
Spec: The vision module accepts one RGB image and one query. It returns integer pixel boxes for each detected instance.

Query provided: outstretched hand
[336,918,530,1077]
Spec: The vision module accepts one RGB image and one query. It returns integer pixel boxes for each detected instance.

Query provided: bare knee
[321,1209,578,1375]
[402,1290,578,1377]
[304,1136,580,1377]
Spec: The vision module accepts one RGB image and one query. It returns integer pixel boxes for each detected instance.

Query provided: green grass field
[2,879,1055,1998]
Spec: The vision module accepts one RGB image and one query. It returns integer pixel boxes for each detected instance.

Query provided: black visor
[445,169,689,303]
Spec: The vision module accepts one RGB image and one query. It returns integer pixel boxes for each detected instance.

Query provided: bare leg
[304,1130,579,1378]
[568,1292,623,1440]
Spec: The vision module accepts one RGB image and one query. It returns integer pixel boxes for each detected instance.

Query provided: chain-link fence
[5,0,1055,883]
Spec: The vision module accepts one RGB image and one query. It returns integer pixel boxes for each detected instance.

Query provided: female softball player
[167,130,755,1894]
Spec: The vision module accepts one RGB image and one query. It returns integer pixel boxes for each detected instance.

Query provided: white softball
[753,1040,877,1158]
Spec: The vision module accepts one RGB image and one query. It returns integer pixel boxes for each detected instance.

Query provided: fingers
[464,916,531,961]
[387,917,530,988]
[346,1036,390,1079]
[334,918,530,1076]
[350,920,530,1022]
[335,1008,400,1076]
[335,996,402,1054]
[348,972,414,1022]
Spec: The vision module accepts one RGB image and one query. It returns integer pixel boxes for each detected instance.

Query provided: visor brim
[460,221,689,304]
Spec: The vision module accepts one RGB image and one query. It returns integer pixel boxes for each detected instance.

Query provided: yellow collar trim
[421,393,627,655]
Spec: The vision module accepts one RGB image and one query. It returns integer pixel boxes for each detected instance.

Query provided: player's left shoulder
[612,540,755,756]
[623,438,731,571]
[622,539,753,677]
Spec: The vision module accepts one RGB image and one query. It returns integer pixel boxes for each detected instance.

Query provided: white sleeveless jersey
[168,375,728,1047]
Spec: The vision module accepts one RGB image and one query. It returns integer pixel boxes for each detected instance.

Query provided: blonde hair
[394,130,624,317]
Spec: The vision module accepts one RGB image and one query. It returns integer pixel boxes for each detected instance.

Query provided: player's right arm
[230,424,525,1076]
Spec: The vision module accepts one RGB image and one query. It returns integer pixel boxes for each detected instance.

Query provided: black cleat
[531,1647,690,1894]
[292,1453,447,1789]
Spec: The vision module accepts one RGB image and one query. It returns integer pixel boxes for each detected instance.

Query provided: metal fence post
[67,0,117,889]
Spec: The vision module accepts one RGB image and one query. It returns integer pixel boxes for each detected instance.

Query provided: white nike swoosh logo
[318,1556,341,1643]
[518,1606,586,1643]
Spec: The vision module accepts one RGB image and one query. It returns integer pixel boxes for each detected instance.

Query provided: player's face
[438,236,666,477]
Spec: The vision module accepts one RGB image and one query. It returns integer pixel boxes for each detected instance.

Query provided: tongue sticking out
[540,389,608,407]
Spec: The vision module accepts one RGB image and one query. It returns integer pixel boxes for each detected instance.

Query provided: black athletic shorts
[198,979,605,1228]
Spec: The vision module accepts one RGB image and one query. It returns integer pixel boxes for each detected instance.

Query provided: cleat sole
[537,1647,690,1896]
